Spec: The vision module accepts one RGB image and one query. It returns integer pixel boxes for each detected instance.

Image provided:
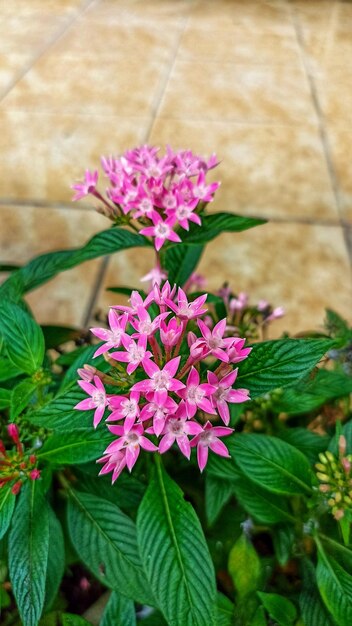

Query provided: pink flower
[227,338,252,364]
[140,214,181,251]
[165,287,207,320]
[266,306,285,321]
[207,369,250,425]
[159,317,183,347]
[90,310,128,357]
[159,404,203,459]
[130,305,169,337]
[110,335,152,375]
[72,170,98,201]
[229,292,248,313]
[98,449,127,483]
[107,390,141,432]
[75,376,108,428]
[177,367,216,418]
[112,290,149,317]
[192,170,220,202]
[105,424,157,471]
[7,424,20,444]
[140,265,168,288]
[132,357,185,395]
[191,318,232,362]
[140,390,178,436]
[190,421,233,471]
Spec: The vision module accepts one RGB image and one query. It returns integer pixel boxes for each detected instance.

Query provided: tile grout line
[288,0,352,268]
[81,9,192,328]
[0,0,97,105]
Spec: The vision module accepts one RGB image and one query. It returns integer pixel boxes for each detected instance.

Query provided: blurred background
[0,0,351,337]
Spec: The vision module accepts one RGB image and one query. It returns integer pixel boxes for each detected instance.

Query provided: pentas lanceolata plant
[72,145,220,251]
[75,283,251,481]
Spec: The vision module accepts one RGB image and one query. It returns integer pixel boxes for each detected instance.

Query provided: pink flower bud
[29,469,41,481]
[334,508,345,521]
[77,365,96,382]
[11,481,22,495]
[7,423,20,443]
[339,435,347,458]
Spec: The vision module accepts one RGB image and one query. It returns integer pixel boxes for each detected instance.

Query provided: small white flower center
[176,205,191,220]
[122,399,137,418]
[186,385,203,403]
[92,391,105,407]
[129,344,144,363]
[168,419,184,436]
[126,432,139,445]
[155,223,170,238]
[152,370,170,391]
[214,386,229,402]
[139,321,153,335]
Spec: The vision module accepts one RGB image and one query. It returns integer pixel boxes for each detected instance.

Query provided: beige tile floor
[0,0,351,336]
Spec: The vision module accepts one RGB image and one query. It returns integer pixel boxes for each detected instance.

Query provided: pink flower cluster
[75,285,251,482]
[71,145,220,251]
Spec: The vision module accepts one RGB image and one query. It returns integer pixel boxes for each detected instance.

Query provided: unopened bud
[342,458,351,474]
[339,435,347,457]
[326,451,334,463]
[319,453,328,464]
[319,484,330,493]
[29,469,41,481]
[7,423,19,443]
[315,463,327,472]
[11,480,22,495]
[317,473,330,482]
[333,508,344,521]
[335,492,342,503]
[328,498,336,507]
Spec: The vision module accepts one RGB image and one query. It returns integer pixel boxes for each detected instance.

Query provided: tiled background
[0,0,351,337]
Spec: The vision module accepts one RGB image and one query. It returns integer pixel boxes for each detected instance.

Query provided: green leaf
[273,525,295,566]
[232,473,295,524]
[67,489,151,605]
[205,475,233,526]
[30,388,94,431]
[228,533,262,598]
[9,480,50,626]
[77,469,145,513]
[0,301,45,374]
[325,308,352,344]
[278,428,330,464]
[162,244,204,285]
[275,369,352,415]
[300,559,336,626]
[257,592,297,626]
[37,430,111,465]
[316,548,352,626]
[175,212,266,245]
[0,227,149,299]
[101,591,136,626]
[0,356,22,382]
[10,378,38,419]
[137,460,217,626]
[0,485,16,539]
[232,434,313,495]
[237,338,335,398]
[0,387,11,409]
[44,507,65,610]
[217,593,235,626]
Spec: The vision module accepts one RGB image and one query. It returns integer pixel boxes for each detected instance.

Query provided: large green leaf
[237,338,334,398]
[0,485,16,539]
[9,480,50,626]
[101,591,136,626]
[30,388,94,431]
[37,430,111,465]
[0,301,45,374]
[257,592,297,626]
[0,356,22,381]
[299,559,336,626]
[278,428,330,464]
[0,387,11,409]
[205,475,234,526]
[228,534,262,598]
[44,507,65,610]
[10,378,38,420]
[67,489,151,605]
[137,460,217,626]
[173,212,266,245]
[39,613,93,626]
[316,547,352,626]
[232,434,313,495]
[162,244,204,285]
[275,369,352,415]
[231,473,296,524]
[0,227,149,299]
